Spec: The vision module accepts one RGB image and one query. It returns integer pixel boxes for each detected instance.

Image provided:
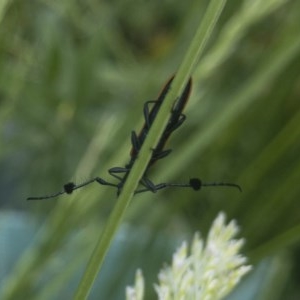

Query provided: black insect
[102,76,193,194]
[27,77,241,200]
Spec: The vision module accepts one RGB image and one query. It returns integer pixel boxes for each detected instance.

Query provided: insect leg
[143,100,159,128]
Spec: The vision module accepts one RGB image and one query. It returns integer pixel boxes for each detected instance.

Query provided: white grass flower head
[126,269,144,300]
[127,212,251,300]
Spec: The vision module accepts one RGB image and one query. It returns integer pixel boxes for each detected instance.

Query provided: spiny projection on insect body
[27,76,241,200]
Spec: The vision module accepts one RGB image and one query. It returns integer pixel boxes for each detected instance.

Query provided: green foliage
[0,0,299,299]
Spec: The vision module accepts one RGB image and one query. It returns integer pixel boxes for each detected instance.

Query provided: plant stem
[74,0,227,298]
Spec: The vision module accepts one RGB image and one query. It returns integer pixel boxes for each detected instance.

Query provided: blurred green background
[0,0,300,299]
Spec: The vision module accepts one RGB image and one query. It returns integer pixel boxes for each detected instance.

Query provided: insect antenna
[26,177,118,200]
[135,178,241,194]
